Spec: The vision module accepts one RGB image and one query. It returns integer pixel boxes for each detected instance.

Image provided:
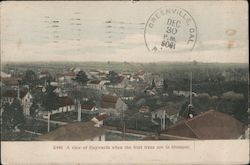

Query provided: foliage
[37,73,54,85]
[2,99,25,130]
[163,79,168,91]
[221,91,244,101]
[22,70,38,87]
[30,100,39,117]
[73,70,89,85]
[107,70,119,84]
[42,84,59,112]
[152,79,156,88]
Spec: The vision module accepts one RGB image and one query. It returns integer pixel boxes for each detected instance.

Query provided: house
[121,71,132,79]
[87,80,106,90]
[89,69,100,76]
[139,106,150,113]
[51,96,75,114]
[34,121,106,141]
[151,106,179,130]
[38,71,50,79]
[114,76,127,88]
[91,113,109,127]
[22,92,33,116]
[173,90,197,97]
[98,72,108,80]
[161,110,246,140]
[135,70,146,80]
[70,67,81,74]
[1,71,11,78]
[121,96,134,101]
[58,72,76,83]
[81,104,98,114]
[107,76,127,88]
[1,77,20,88]
[53,86,66,97]
[89,69,102,79]
[100,95,127,116]
[2,89,33,116]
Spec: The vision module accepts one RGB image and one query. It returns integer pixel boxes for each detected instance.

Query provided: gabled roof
[135,70,145,76]
[81,104,95,110]
[139,106,150,113]
[101,95,119,109]
[102,95,118,103]
[89,69,100,73]
[34,85,57,92]
[34,121,105,141]
[163,110,245,139]
[1,71,11,78]
[2,90,28,99]
[58,96,74,107]
[63,72,76,77]
[95,114,109,121]
[153,106,179,116]
[89,80,101,84]
[1,77,20,86]
[40,71,50,75]
[116,76,125,83]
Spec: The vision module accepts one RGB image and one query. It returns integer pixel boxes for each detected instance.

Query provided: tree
[11,99,25,129]
[30,100,39,117]
[22,70,38,87]
[163,79,168,91]
[108,70,119,84]
[73,70,89,85]
[42,83,59,112]
[2,103,13,130]
[2,99,25,130]
[152,79,156,88]
[38,72,54,85]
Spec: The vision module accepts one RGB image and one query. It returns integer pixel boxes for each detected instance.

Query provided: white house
[106,76,127,89]
[91,113,109,127]
[173,90,197,97]
[38,71,50,79]
[21,92,33,116]
[58,72,76,84]
[1,71,11,78]
[87,80,107,90]
[2,89,33,116]
[51,96,75,114]
[100,95,127,116]
[151,106,179,130]
[139,106,150,113]
[81,104,98,114]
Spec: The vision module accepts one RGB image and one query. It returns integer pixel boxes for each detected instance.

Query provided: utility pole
[122,104,125,140]
[190,72,193,106]
[17,81,20,100]
[47,111,51,132]
[77,100,81,122]
[188,72,193,118]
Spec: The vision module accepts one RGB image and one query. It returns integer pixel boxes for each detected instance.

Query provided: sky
[1,1,248,63]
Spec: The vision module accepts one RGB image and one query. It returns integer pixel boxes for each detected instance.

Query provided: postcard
[1,1,249,164]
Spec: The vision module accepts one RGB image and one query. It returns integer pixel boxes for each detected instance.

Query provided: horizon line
[1,60,249,65]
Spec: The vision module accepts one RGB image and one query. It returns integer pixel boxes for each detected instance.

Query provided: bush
[221,91,244,101]
[196,93,211,99]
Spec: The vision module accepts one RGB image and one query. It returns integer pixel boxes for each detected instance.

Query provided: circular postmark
[144,7,197,52]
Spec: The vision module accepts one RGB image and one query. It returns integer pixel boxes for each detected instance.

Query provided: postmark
[144,7,197,52]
